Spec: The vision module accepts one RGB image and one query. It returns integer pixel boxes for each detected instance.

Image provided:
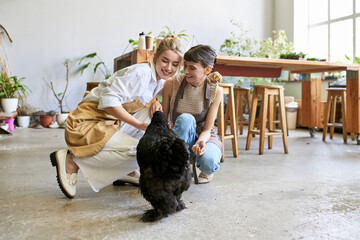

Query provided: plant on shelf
[279,52,306,60]
[16,103,36,128]
[17,103,36,116]
[258,30,294,59]
[157,26,188,40]
[126,26,189,52]
[78,52,111,80]
[0,72,31,113]
[0,72,30,99]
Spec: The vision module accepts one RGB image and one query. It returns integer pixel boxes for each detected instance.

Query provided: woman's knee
[173,113,196,134]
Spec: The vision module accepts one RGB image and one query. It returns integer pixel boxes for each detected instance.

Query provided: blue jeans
[173,113,221,175]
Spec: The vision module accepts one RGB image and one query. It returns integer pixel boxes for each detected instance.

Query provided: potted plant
[0,72,31,113]
[279,52,306,60]
[36,110,56,128]
[16,103,36,128]
[78,52,112,80]
[44,59,73,127]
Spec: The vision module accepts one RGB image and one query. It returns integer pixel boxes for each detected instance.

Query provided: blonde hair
[153,35,184,68]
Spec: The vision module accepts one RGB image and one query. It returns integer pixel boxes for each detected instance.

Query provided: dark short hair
[184,45,217,68]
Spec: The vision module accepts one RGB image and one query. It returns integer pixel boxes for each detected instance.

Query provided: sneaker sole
[50,151,74,199]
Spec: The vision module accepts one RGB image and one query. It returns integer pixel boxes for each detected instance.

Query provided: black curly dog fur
[136,111,192,222]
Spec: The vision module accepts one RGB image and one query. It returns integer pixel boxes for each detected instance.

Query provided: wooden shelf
[86,50,155,92]
[113,49,154,72]
[0,111,17,120]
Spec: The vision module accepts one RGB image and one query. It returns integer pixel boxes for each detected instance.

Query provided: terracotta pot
[40,115,54,128]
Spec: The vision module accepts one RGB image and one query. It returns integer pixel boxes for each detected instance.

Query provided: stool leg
[246,91,252,136]
[278,88,289,154]
[246,90,258,150]
[341,91,347,143]
[323,92,332,141]
[234,90,241,135]
[351,132,355,141]
[224,98,230,132]
[259,91,269,155]
[330,95,336,139]
[217,96,225,162]
[268,94,275,150]
[238,94,244,135]
[228,87,238,157]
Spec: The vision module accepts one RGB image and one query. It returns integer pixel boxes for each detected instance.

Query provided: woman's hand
[208,71,222,83]
[149,100,162,118]
[138,122,149,131]
[192,140,206,156]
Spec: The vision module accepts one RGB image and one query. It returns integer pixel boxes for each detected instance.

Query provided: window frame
[300,0,360,62]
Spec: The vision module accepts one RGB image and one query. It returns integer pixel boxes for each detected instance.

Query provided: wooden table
[213,56,360,143]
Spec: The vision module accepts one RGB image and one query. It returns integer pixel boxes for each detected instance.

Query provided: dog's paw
[141,209,166,222]
[176,200,186,212]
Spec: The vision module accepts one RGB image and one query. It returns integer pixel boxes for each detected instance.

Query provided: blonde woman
[50,36,184,198]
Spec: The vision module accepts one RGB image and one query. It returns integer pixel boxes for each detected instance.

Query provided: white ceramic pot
[17,116,30,128]
[1,98,18,113]
[56,112,69,127]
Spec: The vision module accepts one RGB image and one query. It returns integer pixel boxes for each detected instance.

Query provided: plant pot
[1,98,18,113]
[56,112,69,128]
[40,115,54,128]
[17,116,30,128]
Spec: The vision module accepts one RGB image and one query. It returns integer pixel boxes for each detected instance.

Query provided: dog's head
[150,111,169,128]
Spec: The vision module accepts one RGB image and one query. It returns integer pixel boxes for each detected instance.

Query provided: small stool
[217,83,238,162]
[322,88,347,143]
[225,87,251,135]
[246,85,288,155]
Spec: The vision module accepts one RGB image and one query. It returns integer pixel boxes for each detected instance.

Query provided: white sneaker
[198,172,214,184]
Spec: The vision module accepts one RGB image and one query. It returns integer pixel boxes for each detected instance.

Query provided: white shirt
[82,62,164,110]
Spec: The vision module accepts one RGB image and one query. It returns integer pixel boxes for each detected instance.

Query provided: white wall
[273,0,294,42]
[1,0,276,112]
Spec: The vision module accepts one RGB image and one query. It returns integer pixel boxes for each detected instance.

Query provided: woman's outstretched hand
[192,140,206,156]
[149,100,163,119]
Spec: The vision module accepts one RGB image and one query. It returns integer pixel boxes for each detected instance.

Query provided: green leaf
[79,52,97,64]
[79,62,91,76]
[354,56,360,64]
[94,62,104,73]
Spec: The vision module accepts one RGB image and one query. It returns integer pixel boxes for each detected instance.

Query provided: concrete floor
[1,127,360,240]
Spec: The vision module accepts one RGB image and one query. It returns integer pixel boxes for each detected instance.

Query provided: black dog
[136,111,192,222]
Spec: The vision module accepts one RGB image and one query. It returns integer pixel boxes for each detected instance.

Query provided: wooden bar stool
[246,85,288,155]
[225,87,251,135]
[217,83,238,162]
[322,88,347,143]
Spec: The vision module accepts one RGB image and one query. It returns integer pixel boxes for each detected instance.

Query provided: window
[294,0,360,62]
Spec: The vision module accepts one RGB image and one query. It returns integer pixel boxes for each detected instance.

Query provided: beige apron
[65,98,154,158]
